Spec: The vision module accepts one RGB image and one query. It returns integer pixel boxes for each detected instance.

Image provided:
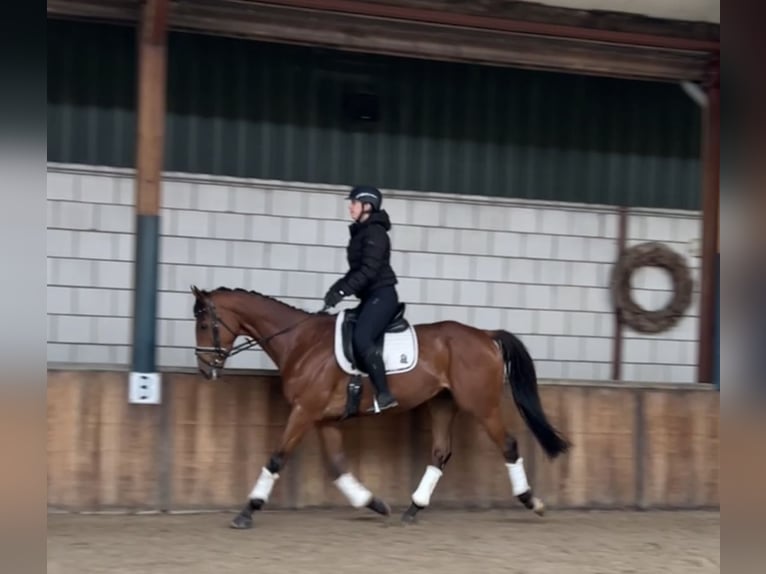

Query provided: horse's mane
[194,286,329,316]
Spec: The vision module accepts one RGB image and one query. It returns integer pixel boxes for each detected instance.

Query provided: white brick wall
[46,165,702,382]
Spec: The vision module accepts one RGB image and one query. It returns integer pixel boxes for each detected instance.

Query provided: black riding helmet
[346,185,382,212]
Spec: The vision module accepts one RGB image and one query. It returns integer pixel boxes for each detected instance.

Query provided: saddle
[333,303,419,420]
[341,302,409,368]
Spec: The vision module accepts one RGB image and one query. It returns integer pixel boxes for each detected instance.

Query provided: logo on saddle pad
[333,307,419,376]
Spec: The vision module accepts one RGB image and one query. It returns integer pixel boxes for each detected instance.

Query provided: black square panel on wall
[342,90,380,123]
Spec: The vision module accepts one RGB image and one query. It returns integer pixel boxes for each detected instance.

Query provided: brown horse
[191,285,570,529]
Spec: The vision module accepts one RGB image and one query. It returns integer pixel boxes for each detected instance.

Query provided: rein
[194,299,327,372]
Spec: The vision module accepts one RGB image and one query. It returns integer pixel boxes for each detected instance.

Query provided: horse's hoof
[532,498,545,517]
[366,497,391,516]
[230,513,253,529]
[401,502,421,524]
[401,511,418,525]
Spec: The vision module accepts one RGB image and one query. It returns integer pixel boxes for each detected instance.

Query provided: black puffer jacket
[335,210,398,299]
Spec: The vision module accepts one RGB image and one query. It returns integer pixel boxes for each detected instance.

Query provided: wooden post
[697,61,720,384]
[130,0,169,399]
[611,207,628,381]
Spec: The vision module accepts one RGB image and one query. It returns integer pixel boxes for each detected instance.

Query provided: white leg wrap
[506,458,530,496]
[249,467,279,502]
[411,465,443,507]
[334,473,373,508]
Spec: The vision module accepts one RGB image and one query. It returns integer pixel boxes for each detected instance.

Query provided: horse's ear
[190,285,202,299]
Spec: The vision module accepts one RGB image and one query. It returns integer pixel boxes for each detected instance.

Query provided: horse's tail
[492,330,571,459]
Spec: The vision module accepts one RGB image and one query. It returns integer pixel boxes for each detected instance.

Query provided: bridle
[193,297,326,378]
[193,299,253,376]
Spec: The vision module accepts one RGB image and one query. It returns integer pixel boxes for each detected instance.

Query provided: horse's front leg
[317,422,390,516]
[230,403,314,529]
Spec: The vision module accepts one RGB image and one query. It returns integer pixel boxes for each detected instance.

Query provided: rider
[323,185,400,412]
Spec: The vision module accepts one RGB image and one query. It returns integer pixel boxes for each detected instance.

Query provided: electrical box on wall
[129,372,162,404]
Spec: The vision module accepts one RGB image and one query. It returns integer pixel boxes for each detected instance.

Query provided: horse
[190,285,570,529]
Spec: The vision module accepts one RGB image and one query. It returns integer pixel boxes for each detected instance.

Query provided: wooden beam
[251,0,720,52]
[611,207,628,381]
[46,0,720,51]
[135,1,168,216]
[697,61,720,383]
[171,4,710,82]
[143,0,169,45]
[131,0,169,378]
[47,0,718,82]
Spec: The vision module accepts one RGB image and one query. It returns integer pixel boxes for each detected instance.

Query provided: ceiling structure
[47,0,719,83]
[512,0,719,23]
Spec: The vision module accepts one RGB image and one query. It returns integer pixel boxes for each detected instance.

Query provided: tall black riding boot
[361,348,399,412]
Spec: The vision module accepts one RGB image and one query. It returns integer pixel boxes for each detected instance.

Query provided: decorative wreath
[610,241,694,334]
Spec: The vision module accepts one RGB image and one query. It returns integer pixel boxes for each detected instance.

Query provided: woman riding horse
[322,185,400,412]
[191,185,570,529]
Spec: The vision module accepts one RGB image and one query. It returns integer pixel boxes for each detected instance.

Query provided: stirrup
[366,395,399,414]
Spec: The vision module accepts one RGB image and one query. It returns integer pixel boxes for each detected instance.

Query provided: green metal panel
[48,18,702,210]
[48,19,137,167]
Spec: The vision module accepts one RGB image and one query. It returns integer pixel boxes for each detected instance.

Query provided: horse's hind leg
[401,392,458,524]
[317,422,390,516]
[230,404,314,529]
[480,406,545,516]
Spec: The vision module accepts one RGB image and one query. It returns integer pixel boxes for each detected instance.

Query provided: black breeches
[352,286,399,358]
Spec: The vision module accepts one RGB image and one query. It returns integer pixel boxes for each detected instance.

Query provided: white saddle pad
[333,309,419,376]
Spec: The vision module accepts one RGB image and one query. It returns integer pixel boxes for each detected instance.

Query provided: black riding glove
[323,285,346,308]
